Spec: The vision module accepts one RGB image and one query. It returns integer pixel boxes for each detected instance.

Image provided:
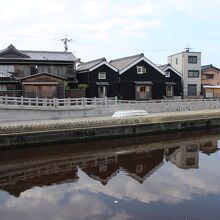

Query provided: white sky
[0,0,219,66]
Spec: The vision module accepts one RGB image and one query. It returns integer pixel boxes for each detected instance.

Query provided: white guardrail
[0,95,219,108]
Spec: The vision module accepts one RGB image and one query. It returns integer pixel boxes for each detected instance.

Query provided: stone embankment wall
[1,99,220,122]
[1,109,220,148]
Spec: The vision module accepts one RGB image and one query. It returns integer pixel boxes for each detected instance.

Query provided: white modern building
[169,144,199,169]
[168,49,201,97]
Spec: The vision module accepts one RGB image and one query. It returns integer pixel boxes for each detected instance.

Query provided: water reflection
[0,129,219,198]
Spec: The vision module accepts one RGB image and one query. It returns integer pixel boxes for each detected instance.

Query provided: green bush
[64,82,70,89]
[78,84,88,89]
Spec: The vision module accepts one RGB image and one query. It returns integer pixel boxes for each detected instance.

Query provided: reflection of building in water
[169,144,199,169]
[0,162,79,197]
[80,155,119,185]
[80,149,169,184]
[199,139,220,155]
[118,149,164,183]
[1,134,220,197]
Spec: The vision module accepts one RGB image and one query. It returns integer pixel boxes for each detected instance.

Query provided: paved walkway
[1,109,220,135]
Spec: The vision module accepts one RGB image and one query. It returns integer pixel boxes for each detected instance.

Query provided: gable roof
[110,53,165,75]
[0,44,29,58]
[201,64,220,72]
[110,53,144,71]
[159,64,182,77]
[0,45,76,62]
[77,58,106,71]
[20,72,67,81]
[77,57,118,72]
[120,161,164,184]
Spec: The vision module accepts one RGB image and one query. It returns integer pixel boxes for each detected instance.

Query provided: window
[0,65,14,72]
[186,144,198,152]
[98,72,106,79]
[186,158,196,166]
[176,58,178,65]
[206,74,214,79]
[165,71,170,77]
[0,85,7,91]
[188,70,199,78]
[137,66,146,74]
[188,56,197,64]
[136,165,144,173]
[99,165,107,172]
[188,84,197,96]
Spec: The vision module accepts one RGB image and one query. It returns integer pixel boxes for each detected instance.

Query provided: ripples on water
[0,128,220,220]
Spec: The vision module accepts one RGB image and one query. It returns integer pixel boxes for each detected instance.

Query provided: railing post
[5,95,8,105]
[21,96,24,106]
[82,97,85,106]
[68,98,71,106]
[105,96,107,105]
[0,96,2,104]
[44,97,47,107]
[36,97,39,107]
[115,96,118,105]
[53,98,57,107]
[94,97,97,106]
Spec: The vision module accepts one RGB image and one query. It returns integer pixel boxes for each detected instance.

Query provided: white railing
[0,96,118,107]
[0,95,220,108]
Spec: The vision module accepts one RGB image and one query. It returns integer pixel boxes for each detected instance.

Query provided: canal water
[0,128,220,220]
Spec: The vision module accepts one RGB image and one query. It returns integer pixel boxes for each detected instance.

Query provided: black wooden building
[110,53,166,100]
[77,58,119,98]
[159,64,182,98]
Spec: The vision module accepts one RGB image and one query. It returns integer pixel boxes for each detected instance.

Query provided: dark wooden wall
[77,64,118,98]
[165,69,182,96]
[21,74,65,98]
[119,60,165,100]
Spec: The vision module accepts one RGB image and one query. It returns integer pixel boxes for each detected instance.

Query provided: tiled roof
[77,58,106,71]
[0,45,76,62]
[110,53,144,71]
[21,50,76,62]
[158,64,170,70]
[202,64,220,71]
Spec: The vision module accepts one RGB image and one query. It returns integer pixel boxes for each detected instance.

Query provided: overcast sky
[0,0,219,65]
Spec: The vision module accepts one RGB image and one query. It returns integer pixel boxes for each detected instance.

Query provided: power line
[0,32,183,53]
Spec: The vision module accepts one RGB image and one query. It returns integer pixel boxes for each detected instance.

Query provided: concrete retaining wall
[1,109,220,148]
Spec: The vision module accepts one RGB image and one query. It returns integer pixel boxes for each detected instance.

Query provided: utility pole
[61,35,72,52]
